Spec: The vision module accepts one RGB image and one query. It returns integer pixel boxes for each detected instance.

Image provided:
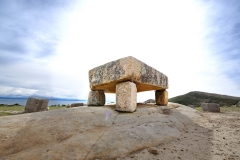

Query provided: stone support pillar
[87,90,105,106]
[155,90,168,106]
[116,81,137,112]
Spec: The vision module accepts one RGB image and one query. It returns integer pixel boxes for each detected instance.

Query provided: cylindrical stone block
[155,90,168,106]
[116,81,137,112]
[87,90,105,106]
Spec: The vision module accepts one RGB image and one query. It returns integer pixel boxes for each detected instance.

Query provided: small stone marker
[201,103,220,112]
[87,56,169,112]
[25,97,49,113]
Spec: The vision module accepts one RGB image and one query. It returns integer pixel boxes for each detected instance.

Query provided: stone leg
[155,90,168,106]
[116,81,137,112]
[87,90,105,106]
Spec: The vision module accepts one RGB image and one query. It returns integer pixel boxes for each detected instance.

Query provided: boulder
[201,103,220,112]
[0,103,205,160]
[24,97,49,113]
[71,103,84,107]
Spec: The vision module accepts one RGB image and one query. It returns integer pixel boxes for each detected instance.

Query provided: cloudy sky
[0,0,239,102]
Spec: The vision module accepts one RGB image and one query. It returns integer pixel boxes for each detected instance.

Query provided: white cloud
[0,85,38,96]
[50,0,211,100]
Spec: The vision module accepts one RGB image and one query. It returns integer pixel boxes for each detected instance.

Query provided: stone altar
[87,56,168,112]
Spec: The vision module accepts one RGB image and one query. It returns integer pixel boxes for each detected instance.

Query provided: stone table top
[89,56,168,93]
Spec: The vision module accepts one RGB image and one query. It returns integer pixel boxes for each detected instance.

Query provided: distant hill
[168,91,240,107]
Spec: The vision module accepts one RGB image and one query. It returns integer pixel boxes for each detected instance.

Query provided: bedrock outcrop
[0,103,205,160]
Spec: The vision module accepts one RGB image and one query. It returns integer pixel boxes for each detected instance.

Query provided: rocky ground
[118,111,240,160]
[0,103,240,160]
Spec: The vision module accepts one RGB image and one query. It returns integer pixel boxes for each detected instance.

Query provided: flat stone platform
[89,56,168,93]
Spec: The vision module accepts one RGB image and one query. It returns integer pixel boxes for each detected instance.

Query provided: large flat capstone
[89,56,168,93]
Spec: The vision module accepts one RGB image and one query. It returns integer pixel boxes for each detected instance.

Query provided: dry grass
[0,105,25,111]
[0,112,13,116]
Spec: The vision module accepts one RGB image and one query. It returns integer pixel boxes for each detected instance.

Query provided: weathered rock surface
[89,56,168,93]
[24,97,49,113]
[71,103,84,107]
[116,81,137,112]
[201,103,220,112]
[87,90,105,106]
[0,103,204,160]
